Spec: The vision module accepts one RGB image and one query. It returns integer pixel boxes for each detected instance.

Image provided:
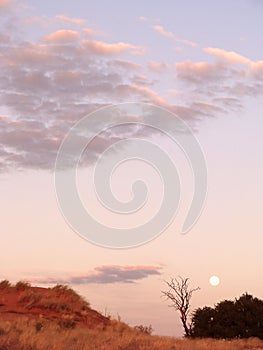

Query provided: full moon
[209,275,220,286]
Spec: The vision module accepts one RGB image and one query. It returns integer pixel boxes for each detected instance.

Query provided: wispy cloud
[175,53,263,111]
[138,16,147,22]
[43,29,80,43]
[175,60,226,82]
[30,265,162,285]
[148,61,170,73]
[55,14,85,26]
[82,27,97,37]
[152,25,174,38]
[176,38,197,47]
[204,47,263,73]
[204,47,252,66]
[83,40,141,55]
[110,60,142,70]
[0,5,161,172]
[152,24,198,47]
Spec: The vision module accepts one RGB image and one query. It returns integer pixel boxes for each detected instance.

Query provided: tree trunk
[181,316,189,337]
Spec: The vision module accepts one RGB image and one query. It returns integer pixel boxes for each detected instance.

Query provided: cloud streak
[152,23,197,47]
[153,25,174,38]
[55,14,85,26]
[30,265,162,285]
[43,29,81,43]
[204,47,252,66]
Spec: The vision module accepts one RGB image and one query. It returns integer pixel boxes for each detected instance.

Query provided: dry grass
[0,316,263,350]
[1,282,263,349]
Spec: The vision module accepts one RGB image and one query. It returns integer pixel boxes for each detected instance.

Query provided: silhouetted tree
[191,293,263,339]
[162,277,200,337]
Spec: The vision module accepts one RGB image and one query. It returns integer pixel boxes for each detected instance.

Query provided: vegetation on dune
[0,280,107,333]
[0,280,263,349]
[0,280,11,290]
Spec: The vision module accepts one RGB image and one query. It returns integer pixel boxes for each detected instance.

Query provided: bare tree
[161,276,200,337]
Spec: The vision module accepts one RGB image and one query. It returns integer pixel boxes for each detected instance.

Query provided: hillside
[0,280,109,330]
[0,280,263,350]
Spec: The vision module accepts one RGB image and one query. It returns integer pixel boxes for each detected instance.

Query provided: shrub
[134,324,153,335]
[0,280,11,290]
[37,300,72,313]
[19,290,42,308]
[58,319,76,329]
[51,284,90,310]
[35,322,43,332]
[15,281,31,291]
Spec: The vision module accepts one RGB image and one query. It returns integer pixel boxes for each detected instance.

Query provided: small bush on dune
[15,281,31,291]
[58,315,76,329]
[0,280,11,291]
[18,290,42,308]
[52,285,89,306]
[36,299,72,313]
[134,324,153,335]
[35,322,43,332]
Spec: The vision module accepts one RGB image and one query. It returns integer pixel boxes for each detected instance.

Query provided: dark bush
[191,293,263,339]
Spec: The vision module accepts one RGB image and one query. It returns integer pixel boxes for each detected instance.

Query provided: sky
[0,0,263,337]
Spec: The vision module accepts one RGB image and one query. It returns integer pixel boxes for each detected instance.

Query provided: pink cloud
[82,27,96,37]
[2,3,262,173]
[139,16,147,22]
[43,30,80,43]
[0,0,13,9]
[168,89,182,96]
[175,47,183,52]
[130,74,154,86]
[55,14,85,26]
[114,84,166,104]
[177,38,198,47]
[204,47,263,78]
[175,60,224,82]
[251,60,263,72]
[153,25,174,38]
[148,60,169,73]
[111,60,141,70]
[84,39,140,55]
[204,47,252,66]
[152,24,197,47]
